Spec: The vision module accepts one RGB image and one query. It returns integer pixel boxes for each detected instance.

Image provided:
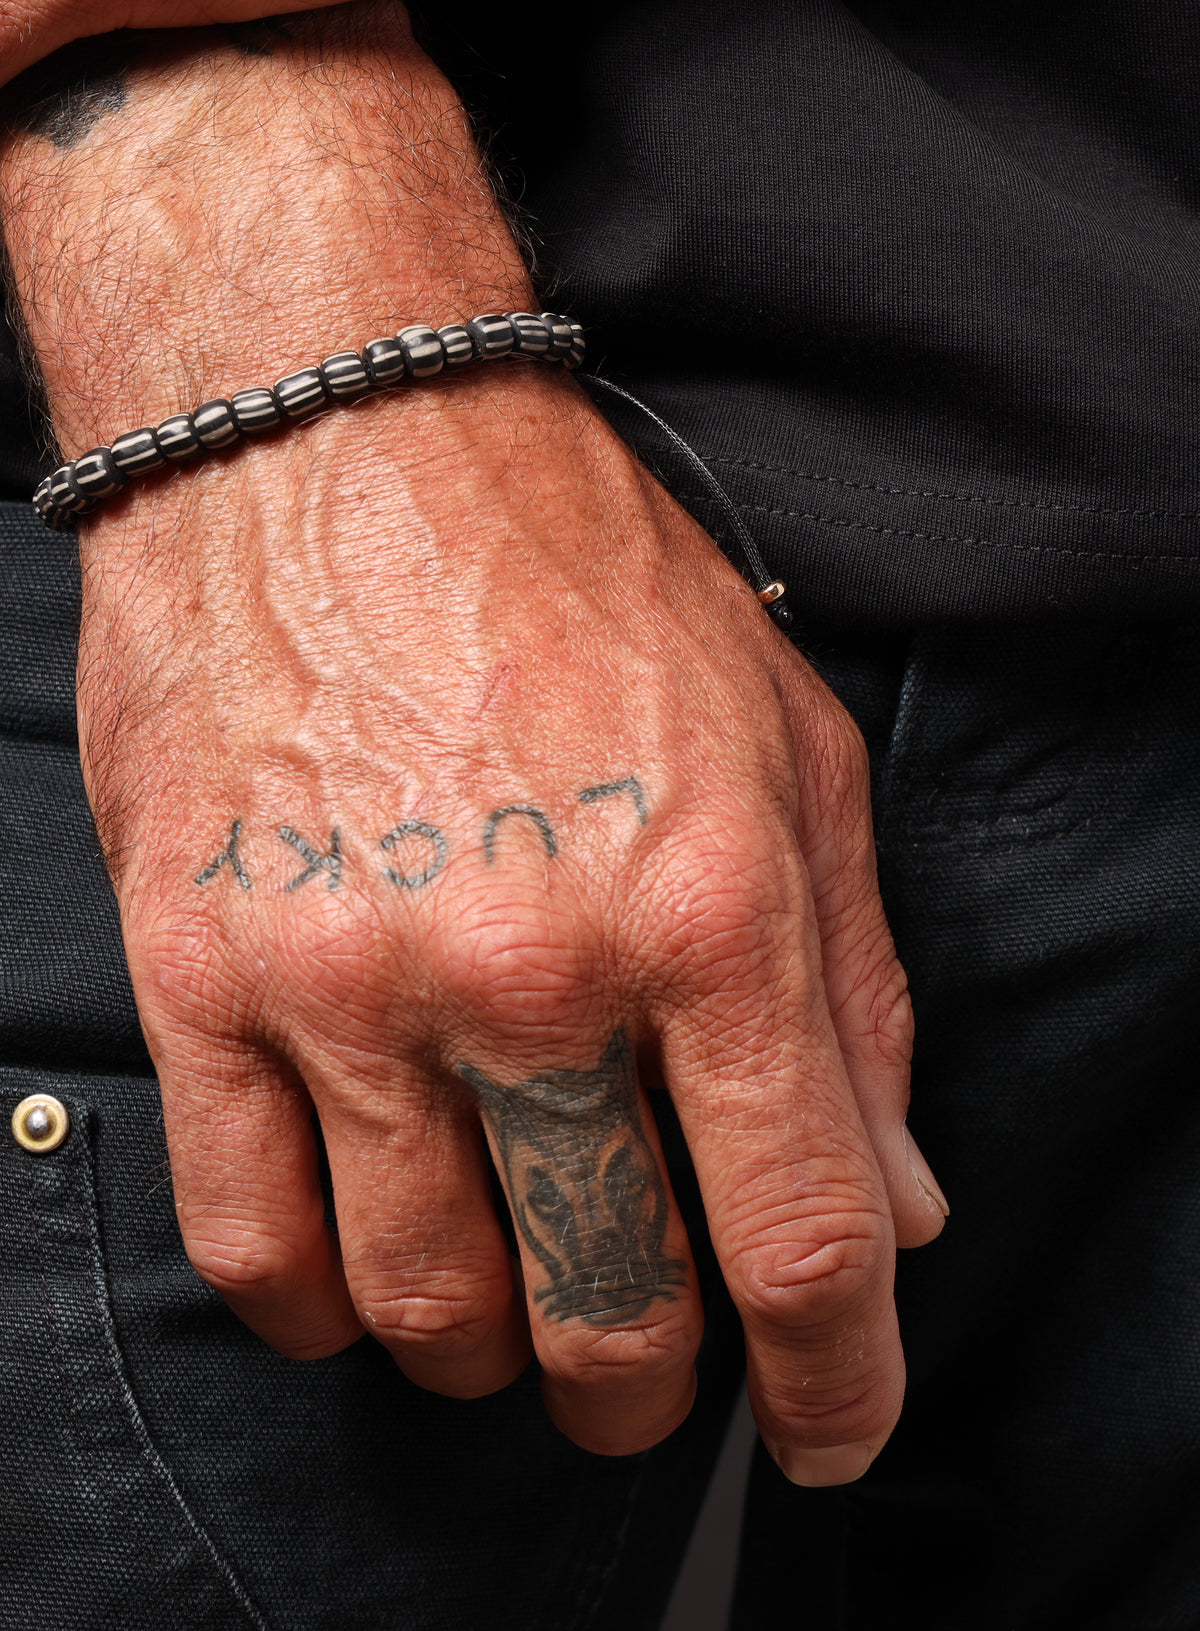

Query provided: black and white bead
[47,467,89,515]
[112,427,166,476]
[156,414,201,460]
[69,447,126,502]
[508,312,551,357]
[565,319,586,369]
[32,309,585,529]
[193,400,240,450]
[321,351,371,400]
[231,387,283,434]
[275,367,329,418]
[364,337,406,386]
[437,325,474,368]
[398,325,444,379]
[466,313,516,360]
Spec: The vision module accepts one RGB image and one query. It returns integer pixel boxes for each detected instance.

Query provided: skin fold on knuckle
[352,1278,513,1364]
[183,1220,311,1306]
[726,1212,892,1339]
[825,921,916,1066]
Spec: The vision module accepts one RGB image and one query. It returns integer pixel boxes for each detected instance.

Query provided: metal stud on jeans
[11,1093,70,1154]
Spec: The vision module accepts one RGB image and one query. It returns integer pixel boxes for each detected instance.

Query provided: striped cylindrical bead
[364,337,406,386]
[466,313,516,360]
[69,447,126,501]
[193,400,240,450]
[156,414,201,460]
[47,467,88,514]
[321,351,371,400]
[564,319,586,369]
[43,500,77,532]
[275,367,329,418]
[398,325,444,379]
[32,477,54,520]
[437,325,473,368]
[112,427,167,476]
[508,312,551,357]
[540,313,574,361]
[231,387,283,434]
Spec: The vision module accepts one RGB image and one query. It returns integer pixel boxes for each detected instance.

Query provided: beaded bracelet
[32,310,584,532]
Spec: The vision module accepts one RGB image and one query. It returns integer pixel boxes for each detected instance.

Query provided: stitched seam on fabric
[24,1141,143,1538]
[679,493,1200,561]
[75,1122,273,1631]
[701,460,1200,521]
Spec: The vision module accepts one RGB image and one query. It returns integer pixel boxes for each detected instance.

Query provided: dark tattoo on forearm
[380,820,449,890]
[279,826,342,891]
[458,1031,684,1326]
[19,66,127,150]
[195,820,252,890]
[483,805,558,866]
[579,776,649,826]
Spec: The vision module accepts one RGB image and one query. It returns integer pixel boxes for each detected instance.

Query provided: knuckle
[862,967,914,1069]
[759,1359,899,1437]
[357,1291,501,1359]
[547,1314,697,1391]
[137,919,237,1023]
[731,1219,887,1334]
[805,708,871,822]
[185,1228,302,1302]
[644,817,800,990]
[434,890,600,1036]
[273,899,390,1011]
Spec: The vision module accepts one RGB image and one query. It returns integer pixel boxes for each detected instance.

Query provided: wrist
[0,9,533,450]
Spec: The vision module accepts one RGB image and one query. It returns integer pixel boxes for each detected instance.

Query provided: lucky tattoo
[195,820,252,890]
[482,805,558,866]
[578,776,649,826]
[458,1031,685,1327]
[192,778,650,892]
[279,826,342,892]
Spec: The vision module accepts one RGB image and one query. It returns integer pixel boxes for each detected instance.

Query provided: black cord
[582,374,794,632]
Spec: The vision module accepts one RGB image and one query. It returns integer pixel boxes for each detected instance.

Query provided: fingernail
[903,1125,950,1217]
[773,1441,875,1487]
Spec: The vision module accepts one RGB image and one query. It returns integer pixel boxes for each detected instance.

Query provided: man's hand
[0,7,946,1478]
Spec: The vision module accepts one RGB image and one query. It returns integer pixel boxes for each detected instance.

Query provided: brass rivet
[11,1094,70,1155]
[757,580,787,606]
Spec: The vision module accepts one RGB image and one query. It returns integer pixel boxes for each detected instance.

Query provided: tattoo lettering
[578,776,649,826]
[278,826,342,892]
[459,1031,684,1326]
[189,778,646,891]
[483,805,558,866]
[195,820,252,890]
[380,821,449,890]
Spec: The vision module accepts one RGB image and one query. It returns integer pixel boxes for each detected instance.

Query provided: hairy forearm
[0,4,535,455]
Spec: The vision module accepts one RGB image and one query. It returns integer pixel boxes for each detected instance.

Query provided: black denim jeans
[2,504,1198,1628]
